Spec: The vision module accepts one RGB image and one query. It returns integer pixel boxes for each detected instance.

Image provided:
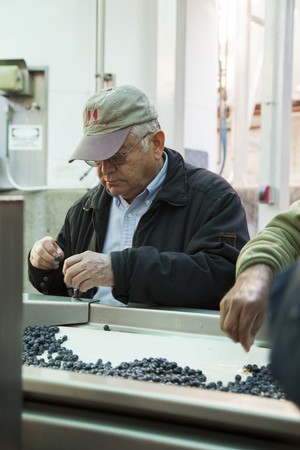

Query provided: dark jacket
[28,148,250,309]
[269,259,300,407]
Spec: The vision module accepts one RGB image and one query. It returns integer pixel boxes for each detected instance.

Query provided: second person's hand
[219,264,274,352]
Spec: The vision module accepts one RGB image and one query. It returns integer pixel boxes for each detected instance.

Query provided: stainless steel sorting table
[22,293,300,450]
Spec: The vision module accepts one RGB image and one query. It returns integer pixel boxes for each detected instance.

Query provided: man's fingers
[41,238,64,261]
[221,304,241,343]
[30,236,64,270]
[63,251,114,289]
[219,299,228,330]
[238,301,266,352]
[63,253,84,273]
[64,267,91,290]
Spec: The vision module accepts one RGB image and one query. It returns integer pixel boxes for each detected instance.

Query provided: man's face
[96,131,165,203]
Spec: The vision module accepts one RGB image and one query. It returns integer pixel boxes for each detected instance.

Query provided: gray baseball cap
[69,85,158,163]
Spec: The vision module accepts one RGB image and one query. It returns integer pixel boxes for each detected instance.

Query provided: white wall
[105,0,157,95]
[0,0,97,188]
[0,0,223,189]
[184,0,218,171]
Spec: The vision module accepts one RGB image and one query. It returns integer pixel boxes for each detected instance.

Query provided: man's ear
[152,130,165,158]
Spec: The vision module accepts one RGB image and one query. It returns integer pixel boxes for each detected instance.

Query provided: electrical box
[0,59,48,190]
[0,65,23,91]
[0,59,34,97]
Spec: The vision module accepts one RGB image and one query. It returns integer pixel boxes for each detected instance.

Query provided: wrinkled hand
[63,251,114,292]
[220,264,274,352]
[30,236,64,270]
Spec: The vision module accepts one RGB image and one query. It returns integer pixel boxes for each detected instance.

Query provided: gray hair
[129,119,161,152]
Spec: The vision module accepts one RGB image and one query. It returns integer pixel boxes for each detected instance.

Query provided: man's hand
[219,264,274,352]
[63,251,114,292]
[30,236,64,270]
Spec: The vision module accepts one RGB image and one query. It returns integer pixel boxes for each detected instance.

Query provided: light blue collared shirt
[94,152,168,305]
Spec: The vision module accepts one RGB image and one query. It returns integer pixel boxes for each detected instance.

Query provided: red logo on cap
[85,108,109,128]
[87,109,98,122]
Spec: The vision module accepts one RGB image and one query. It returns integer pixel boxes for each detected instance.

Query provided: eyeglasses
[85,132,151,167]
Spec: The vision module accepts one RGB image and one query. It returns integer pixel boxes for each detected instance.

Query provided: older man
[29,85,249,308]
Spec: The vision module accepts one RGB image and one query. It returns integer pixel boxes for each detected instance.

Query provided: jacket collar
[83,147,188,211]
[155,148,188,206]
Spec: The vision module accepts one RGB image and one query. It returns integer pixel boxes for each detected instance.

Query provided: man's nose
[101,159,116,174]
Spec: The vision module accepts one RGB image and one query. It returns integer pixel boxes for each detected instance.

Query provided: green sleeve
[236,200,300,276]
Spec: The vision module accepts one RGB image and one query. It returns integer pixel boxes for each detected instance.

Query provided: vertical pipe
[156,0,178,149]
[184,0,218,170]
[174,0,186,154]
[0,195,23,450]
[258,0,295,229]
[95,0,105,92]
[231,0,250,185]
